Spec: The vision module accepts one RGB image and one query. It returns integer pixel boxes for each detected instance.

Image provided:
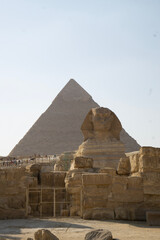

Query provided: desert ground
[0,217,160,240]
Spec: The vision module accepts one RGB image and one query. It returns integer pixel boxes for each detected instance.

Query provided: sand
[0,217,160,240]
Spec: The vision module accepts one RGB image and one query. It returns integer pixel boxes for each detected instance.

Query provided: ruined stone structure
[76,107,125,168]
[1,104,159,223]
[54,151,75,171]
[1,147,160,221]
[66,147,160,221]
[0,163,69,219]
[0,166,37,219]
[9,79,140,157]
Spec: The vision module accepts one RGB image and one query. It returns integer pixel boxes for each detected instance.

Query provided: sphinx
[76,107,125,168]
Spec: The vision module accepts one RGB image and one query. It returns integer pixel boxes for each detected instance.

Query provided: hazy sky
[0,0,160,156]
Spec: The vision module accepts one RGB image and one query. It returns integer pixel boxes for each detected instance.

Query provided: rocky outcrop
[76,107,125,168]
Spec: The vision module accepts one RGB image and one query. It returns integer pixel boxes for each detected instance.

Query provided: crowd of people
[0,158,30,168]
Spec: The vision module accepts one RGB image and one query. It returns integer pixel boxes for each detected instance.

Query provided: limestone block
[143,171,160,195]
[144,195,160,206]
[34,229,59,240]
[66,173,82,188]
[85,229,113,240]
[21,176,38,187]
[82,174,112,186]
[139,147,160,172]
[41,171,66,187]
[83,196,108,208]
[115,207,128,220]
[143,185,160,195]
[54,151,75,171]
[0,208,25,219]
[143,171,160,184]
[83,185,110,198]
[26,164,41,177]
[146,211,160,226]
[140,155,157,170]
[74,157,93,168]
[91,208,114,220]
[140,147,157,156]
[117,156,130,175]
[111,176,143,202]
[130,153,139,173]
[98,168,116,176]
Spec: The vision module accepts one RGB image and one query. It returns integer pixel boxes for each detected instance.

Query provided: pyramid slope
[9,79,140,157]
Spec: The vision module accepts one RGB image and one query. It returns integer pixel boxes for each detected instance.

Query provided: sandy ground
[0,217,160,240]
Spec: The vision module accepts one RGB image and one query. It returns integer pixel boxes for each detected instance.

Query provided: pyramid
[9,79,140,157]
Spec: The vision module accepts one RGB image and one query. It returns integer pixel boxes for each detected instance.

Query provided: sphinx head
[81,107,122,141]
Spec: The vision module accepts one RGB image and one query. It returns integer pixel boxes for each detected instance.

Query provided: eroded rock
[85,229,113,240]
[76,107,125,168]
[34,229,59,240]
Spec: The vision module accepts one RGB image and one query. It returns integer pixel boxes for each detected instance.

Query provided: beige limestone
[0,167,37,219]
[117,156,130,175]
[85,229,113,240]
[66,146,160,221]
[54,151,75,171]
[34,229,59,240]
[76,107,125,168]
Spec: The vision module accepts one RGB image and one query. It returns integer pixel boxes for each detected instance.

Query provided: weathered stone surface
[92,209,114,220]
[34,229,59,240]
[117,156,130,175]
[146,211,160,226]
[139,147,160,172]
[0,167,36,219]
[85,229,113,240]
[76,107,125,168]
[83,206,114,220]
[115,207,128,220]
[111,176,143,202]
[98,168,116,176]
[74,157,93,168]
[40,171,66,187]
[83,174,112,186]
[129,152,139,173]
[54,151,75,171]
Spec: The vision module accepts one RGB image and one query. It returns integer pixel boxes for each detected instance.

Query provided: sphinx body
[76,107,125,168]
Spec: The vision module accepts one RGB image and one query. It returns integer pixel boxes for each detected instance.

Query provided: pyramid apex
[66,78,79,86]
[69,78,76,82]
[57,79,91,102]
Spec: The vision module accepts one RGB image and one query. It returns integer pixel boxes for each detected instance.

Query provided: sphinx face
[92,108,113,132]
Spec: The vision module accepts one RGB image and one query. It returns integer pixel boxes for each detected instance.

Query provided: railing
[0,156,58,169]
[26,187,70,218]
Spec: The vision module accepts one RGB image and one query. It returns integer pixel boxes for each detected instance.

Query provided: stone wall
[0,167,37,219]
[1,146,160,221]
[66,147,160,221]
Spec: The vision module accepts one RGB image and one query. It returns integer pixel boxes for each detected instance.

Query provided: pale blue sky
[0,0,160,156]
